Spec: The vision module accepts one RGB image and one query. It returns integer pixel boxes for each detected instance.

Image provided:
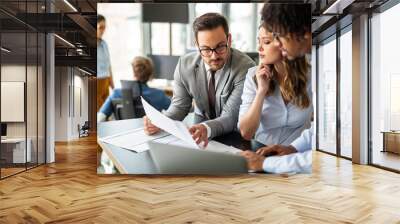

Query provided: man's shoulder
[179,51,201,68]
[229,48,256,78]
[231,48,256,66]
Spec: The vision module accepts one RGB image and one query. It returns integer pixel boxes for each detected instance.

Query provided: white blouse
[238,66,313,146]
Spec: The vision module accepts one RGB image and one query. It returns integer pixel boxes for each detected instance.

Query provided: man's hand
[256,144,297,156]
[143,116,160,135]
[189,124,209,147]
[240,150,265,172]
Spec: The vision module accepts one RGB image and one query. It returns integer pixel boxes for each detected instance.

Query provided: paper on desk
[99,128,169,153]
[99,127,242,155]
[141,97,199,149]
[151,136,241,154]
[206,141,242,154]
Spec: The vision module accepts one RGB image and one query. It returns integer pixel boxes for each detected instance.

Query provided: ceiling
[0,0,394,73]
[311,0,390,43]
[0,0,97,74]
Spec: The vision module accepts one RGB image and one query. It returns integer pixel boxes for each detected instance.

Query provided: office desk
[98,119,264,174]
[1,137,32,166]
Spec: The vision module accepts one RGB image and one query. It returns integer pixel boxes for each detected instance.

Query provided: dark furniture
[111,80,146,120]
[78,121,90,138]
[381,131,400,154]
[1,123,7,137]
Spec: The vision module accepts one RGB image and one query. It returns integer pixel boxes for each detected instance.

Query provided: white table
[1,138,32,163]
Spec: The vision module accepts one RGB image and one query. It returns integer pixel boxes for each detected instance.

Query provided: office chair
[111,98,123,120]
[117,80,145,119]
[78,121,90,138]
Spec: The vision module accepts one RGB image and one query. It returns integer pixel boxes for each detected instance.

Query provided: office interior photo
[1,0,400,223]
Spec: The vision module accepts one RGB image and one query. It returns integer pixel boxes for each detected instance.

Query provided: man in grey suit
[144,13,255,146]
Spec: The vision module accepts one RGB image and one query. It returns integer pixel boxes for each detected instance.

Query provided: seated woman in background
[238,25,312,173]
[97,56,171,122]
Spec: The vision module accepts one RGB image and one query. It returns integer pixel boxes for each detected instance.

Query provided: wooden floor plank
[1,135,400,223]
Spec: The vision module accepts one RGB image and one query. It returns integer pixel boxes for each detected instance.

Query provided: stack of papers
[98,98,242,155]
[99,127,241,154]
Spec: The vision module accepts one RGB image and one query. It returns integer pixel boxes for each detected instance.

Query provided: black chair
[78,121,90,138]
[112,80,145,120]
[245,52,259,64]
[111,98,123,120]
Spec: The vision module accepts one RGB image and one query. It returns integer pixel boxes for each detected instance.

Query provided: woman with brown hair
[238,25,312,156]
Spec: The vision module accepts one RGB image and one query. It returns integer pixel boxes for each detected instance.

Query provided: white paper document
[141,97,199,149]
[99,98,243,154]
[99,128,170,153]
[100,127,241,154]
[99,129,188,153]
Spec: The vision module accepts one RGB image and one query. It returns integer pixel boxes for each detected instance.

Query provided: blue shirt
[238,66,313,151]
[97,39,111,79]
[99,83,171,117]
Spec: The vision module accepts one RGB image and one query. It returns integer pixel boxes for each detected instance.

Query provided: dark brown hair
[261,4,311,36]
[98,14,106,23]
[132,56,154,83]
[193,13,229,42]
[254,57,310,109]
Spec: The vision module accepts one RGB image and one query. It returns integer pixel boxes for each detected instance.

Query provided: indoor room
[0,1,399,223]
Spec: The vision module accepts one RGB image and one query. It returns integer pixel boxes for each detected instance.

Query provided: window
[172,24,187,56]
[98,3,142,88]
[0,1,46,179]
[151,23,170,55]
[229,4,256,52]
[317,36,337,154]
[339,28,352,158]
[370,2,400,171]
[194,3,223,16]
[99,3,262,87]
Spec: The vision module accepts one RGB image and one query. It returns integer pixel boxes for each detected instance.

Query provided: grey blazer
[163,48,256,138]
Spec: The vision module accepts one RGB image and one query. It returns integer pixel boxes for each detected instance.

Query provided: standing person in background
[97,14,114,112]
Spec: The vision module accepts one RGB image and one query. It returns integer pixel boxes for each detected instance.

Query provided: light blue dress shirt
[262,150,312,174]
[97,39,111,79]
[238,66,313,150]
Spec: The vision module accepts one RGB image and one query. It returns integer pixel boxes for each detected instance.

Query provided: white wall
[54,67,89,141]
[1,64,46,164]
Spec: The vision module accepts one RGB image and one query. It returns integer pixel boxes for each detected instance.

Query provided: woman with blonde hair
[238,25,312,157]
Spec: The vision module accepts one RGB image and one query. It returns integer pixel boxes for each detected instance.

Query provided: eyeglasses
[198,44,228,57]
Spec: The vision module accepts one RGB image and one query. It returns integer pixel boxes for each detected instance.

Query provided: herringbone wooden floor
[1,135,400,224]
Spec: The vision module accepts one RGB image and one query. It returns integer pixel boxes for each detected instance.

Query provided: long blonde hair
[254,57,310,109]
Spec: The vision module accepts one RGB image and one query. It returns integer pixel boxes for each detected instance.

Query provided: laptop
[148,141,248,174]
